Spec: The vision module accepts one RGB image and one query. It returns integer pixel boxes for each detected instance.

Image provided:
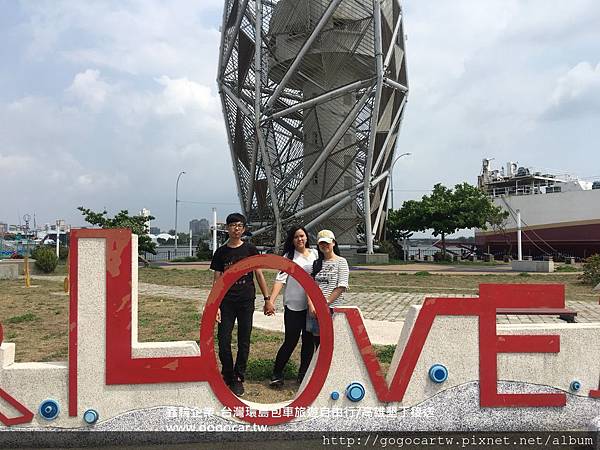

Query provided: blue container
[346,382,365,402]
[330,391,340,400]
[570,380,581,392]
[39,399,60,421]
[428,364,448,383]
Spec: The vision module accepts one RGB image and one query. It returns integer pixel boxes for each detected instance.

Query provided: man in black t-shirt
[210,213,270,397]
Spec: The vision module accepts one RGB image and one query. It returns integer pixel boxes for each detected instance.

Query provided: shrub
[196,241,212,261]
[555,265,578,273]
[34,245,68,261]
[172,256,199,262]
[580,254,600,286]
[30,246,42,260]
[414,271,430,277]
[34,246,58,273]
[59,246,69,261]
[433,251,453,263]
[7,313,38,324]
[376,240,400,259]
[375,345,396,364]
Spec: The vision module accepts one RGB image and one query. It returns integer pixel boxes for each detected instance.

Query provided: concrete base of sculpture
[0,259,39,276]
[511,260,555,273]
[356,253,389,264]
[0,263,18,280]
[0,383,598,447]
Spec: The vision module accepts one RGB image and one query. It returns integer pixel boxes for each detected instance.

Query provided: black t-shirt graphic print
[210,242,259,302]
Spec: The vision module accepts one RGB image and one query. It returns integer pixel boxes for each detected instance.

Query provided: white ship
[475,159,600,259]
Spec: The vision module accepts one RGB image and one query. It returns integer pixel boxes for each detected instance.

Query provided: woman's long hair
[281,225,311,260]
[311,241,341,278]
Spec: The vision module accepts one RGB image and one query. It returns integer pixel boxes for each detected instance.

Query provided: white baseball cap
[317,229,336,244]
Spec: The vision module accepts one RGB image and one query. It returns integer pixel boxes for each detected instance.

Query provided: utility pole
[174,171,186,257]
[517,209,523,261]
[389,152,412,210]
[212,208,218,255]
[56,220,60,258]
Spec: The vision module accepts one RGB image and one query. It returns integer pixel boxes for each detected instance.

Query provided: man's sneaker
[230,379,245,396]
[269,375,284,388]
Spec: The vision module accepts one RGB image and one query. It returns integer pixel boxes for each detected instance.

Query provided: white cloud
[154,76,219,116]
[544,62,600,119]
[66,69,112,110]
[74,172,127,192]
[21,1,222,84]
[0,153,34,172]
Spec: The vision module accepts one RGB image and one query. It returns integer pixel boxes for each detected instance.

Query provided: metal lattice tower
[217,0,408,251]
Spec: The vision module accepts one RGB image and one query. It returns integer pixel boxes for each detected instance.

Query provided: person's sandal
[269,375,284,388]
[231,379,245,396]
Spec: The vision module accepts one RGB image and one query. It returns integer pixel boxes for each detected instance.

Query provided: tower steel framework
[217,0,408,251]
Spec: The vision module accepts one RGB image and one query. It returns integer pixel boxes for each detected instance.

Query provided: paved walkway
[156,261,584,275]
[138,282,600,326]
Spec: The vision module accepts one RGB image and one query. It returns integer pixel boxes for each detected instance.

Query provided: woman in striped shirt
[306,229,349,347]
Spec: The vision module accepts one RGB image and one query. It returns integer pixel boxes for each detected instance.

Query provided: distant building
[189,218,209,236]
[0,222,7,234]
[149,226,161,235]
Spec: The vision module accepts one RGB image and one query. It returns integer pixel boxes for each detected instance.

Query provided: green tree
[580,254,600,286]
[386,209,414,259]
[77,207,157,254]
[33,246,58,273]
[388,183,508,255]
[177,232,190,245]
[196,240,212,261]
[453,182,509,230]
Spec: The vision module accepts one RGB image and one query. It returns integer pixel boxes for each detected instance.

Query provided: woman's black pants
[272,306,314,379]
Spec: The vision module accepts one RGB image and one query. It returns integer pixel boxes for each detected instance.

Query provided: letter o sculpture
[199,254,334,425]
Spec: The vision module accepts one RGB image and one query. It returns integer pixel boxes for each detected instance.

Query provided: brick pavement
[138,282,600,324]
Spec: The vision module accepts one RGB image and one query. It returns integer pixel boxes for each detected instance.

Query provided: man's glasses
[228,223,245,229]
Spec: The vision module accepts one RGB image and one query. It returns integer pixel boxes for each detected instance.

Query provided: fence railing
[143,249,197,262]
[406,249,438,260]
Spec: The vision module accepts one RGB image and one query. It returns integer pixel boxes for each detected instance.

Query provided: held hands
[308,301,316,317]
[263,299,275,316]
[216,309,221,323]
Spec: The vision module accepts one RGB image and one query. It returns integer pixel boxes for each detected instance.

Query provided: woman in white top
[266,226,318,387]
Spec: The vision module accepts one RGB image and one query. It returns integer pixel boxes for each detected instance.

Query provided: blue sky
[1,0,599,234]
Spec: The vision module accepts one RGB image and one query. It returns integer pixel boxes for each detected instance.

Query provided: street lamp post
[387,152,411,260]
[174,171,186,256]
[389,152,411,210]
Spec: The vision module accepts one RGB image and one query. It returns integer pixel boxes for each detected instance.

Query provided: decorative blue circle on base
[83,409,99,425]
[346,382,365,402]
[330,391,340,400]
[39,399,60,420]
[570,380,581,392]
[429,364,448,383]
